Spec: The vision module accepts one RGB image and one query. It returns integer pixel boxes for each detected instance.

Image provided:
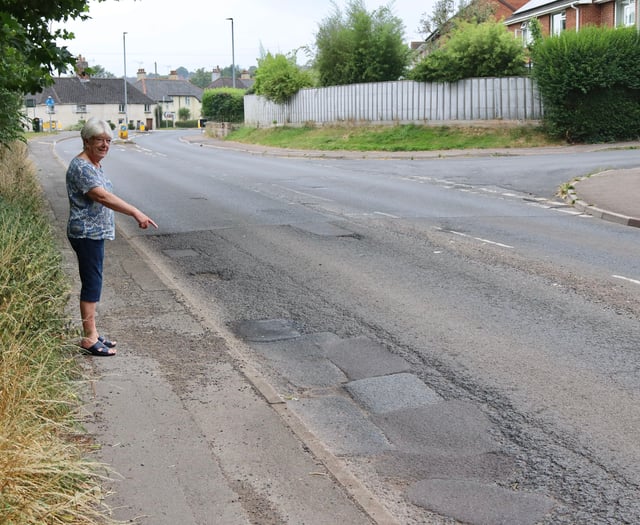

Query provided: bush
[531,26,640,142]
[254,52,314,104]
[409,21,526,82]
[202,88,245,122]
[175,119,199,128]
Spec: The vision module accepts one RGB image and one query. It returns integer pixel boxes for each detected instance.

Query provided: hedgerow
[531,26,640,142]
[202,88,245,123]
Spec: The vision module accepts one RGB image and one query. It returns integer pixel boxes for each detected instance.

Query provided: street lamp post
[123,31,128,127]
[226,17,236,89]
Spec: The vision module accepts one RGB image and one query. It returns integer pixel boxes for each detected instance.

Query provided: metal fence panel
[243,78,543,127]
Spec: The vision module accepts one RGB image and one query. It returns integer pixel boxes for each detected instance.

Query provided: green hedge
[202,88,245,123]
[531,26,640,142]
[175,119,199,128]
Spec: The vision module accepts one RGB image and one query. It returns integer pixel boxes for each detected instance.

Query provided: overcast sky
[58,0,432,77]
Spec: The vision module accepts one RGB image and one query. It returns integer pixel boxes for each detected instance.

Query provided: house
[206,66,255,90]
[134,69,204,122]
[505,0,637,42]
[25,77,157,132]
[23,55,156,131]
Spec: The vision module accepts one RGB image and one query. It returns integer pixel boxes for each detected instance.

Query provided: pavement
[565,168,640,228]
[29,133,639,525]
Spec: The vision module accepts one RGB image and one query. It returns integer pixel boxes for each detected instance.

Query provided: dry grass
[0,142,117,524]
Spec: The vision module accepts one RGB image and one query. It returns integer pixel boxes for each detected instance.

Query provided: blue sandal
[98,335,117,348]
[82,340,116,357]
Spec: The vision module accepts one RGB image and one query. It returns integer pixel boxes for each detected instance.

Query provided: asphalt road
[51,131,640,524]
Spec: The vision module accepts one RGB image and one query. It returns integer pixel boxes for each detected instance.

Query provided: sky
[57,0,433,77]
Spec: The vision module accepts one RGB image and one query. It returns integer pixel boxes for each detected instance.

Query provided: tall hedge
[202,88,245,123]
[531,26,640,142]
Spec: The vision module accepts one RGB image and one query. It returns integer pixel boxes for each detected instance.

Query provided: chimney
[137,68,146,81]
[75,55,89,78]
[169,70,178,80]
[211,66,221,82]
[240,69,250,80]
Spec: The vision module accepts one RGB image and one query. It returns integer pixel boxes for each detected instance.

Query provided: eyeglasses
[91,137,112,145]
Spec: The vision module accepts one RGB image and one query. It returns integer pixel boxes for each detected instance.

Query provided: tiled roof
[206,77,254,90]
[133,78,204,102]
[30,77,155,105]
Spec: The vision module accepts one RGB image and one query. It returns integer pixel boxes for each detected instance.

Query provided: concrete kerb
[565,173,640,229]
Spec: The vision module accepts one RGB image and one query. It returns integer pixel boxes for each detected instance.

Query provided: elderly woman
[66,118,157,356]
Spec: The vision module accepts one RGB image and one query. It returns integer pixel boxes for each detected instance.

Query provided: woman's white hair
[81,118,113,141]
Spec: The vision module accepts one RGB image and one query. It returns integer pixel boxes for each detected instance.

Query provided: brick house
[505,0,637,43]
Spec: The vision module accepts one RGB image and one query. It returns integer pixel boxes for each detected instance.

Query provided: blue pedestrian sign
[45,96,55,112]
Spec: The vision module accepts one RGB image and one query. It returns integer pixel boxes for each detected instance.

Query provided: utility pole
[123,32,128,127]
[226,17,236,88]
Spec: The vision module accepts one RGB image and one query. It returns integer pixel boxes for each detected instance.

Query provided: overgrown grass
[225,123,562,151]
[0,142,115,524]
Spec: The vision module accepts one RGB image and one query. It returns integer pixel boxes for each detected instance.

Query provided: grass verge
[225,123,563,151]
[0,142,115,524]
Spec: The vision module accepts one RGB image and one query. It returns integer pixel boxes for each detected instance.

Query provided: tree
[409,21,526,82]
[0,1,107,144]
[190,67,212,89]
[178,107,191,121]
[221,64,243,78]
[314,0,409,87]
[88,64,115,78]
[175,66,189,79]
[253,52,314,104]
[418,0,455,38]
[418,0,497,41]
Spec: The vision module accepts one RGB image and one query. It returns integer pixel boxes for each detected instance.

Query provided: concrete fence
[244,77,543,127]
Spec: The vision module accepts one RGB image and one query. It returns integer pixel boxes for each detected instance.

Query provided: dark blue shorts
[68,237,104,302]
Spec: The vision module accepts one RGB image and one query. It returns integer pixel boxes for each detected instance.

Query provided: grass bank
[225,123,562,151]
[0,142,114,524]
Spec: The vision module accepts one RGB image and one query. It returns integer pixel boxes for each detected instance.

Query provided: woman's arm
[87,186,158,229]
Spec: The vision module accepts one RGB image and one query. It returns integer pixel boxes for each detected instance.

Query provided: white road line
[373,211,400,219]
[440,228,514,249]
[556,209,585,216]
[612,275,640,286]
[271,184,334,202]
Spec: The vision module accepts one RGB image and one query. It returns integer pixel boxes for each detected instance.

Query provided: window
[118,103,125,113]
[551,10,566,35]
[144,104,151,113]
[521,21,533,46]
[616,0,636,26]
[75,104,87,114]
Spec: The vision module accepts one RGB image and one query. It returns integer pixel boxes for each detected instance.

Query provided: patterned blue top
[66,157,115,240]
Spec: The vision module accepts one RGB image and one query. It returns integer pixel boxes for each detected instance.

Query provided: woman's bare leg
[80,300,115,354]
